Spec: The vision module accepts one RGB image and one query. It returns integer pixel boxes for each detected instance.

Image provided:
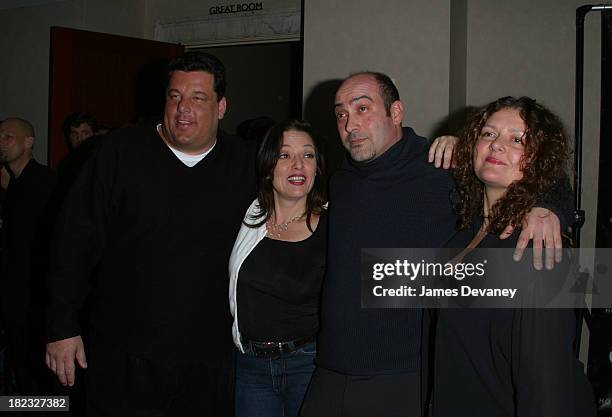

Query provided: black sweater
[1,159,56,329]
[317,127,457,374]
[47,126,255,366]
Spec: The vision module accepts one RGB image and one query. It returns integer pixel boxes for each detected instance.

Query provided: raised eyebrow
[350,95,374,105]
[334,95,374,108]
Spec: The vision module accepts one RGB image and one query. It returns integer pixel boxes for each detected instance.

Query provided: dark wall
[200,42,301,135]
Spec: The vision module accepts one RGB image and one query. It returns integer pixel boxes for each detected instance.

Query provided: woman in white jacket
[229,119,327,417]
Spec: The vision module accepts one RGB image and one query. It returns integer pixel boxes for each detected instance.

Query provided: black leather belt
[244,335,315,359]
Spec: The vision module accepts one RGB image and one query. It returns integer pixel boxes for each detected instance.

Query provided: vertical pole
[574,5,592,247]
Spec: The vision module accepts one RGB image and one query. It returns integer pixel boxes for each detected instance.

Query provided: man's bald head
[2,117,35,138]
[0,117,35,176]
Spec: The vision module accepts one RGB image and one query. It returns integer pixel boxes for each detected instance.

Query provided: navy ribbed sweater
[317,127,457,375]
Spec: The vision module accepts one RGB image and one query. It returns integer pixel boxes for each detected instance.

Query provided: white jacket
[228,199,267,352]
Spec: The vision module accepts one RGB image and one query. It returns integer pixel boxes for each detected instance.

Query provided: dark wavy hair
[453,96,569,234]
[63,111,98,141]
[248,119,327,232]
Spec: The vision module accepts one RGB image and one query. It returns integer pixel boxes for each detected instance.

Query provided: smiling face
[271,129,317,205]
[161,70,226,154]
[473,107,526,193]
[334,74,403,162]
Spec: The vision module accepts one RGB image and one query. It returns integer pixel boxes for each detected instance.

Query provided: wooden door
[48,27,184,168]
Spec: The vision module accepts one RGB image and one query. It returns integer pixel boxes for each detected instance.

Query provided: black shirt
[0,159,56,322]
[238,211,327,341]
[431,220,596,417]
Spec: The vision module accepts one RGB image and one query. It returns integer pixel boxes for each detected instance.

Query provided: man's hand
[500,207,562,270]
[428,135,458,169]
[46,335,87,387]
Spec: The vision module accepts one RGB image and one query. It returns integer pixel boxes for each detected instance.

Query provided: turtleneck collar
[344,127,415,175]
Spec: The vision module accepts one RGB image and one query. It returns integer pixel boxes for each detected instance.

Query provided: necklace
[266,213,304,238]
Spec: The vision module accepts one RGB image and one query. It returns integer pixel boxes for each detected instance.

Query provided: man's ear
[218,97,227,120]
[24,136,34,150]
[390,100,404,125]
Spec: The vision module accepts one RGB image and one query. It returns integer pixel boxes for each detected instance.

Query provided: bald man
[0,118,35,175]
[0,118,56,393]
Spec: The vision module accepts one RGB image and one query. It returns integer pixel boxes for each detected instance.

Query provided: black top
[430,220,596,417]
[317,127,457,375]
[55,134,103,204]
[237,211,327,341]
[47,125,256,366]
[0,159,56,327]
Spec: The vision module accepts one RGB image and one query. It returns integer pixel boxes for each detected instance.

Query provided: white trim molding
[154,7,301,47]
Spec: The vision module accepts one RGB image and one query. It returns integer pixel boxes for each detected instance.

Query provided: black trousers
[85,340,234,417]
[300,366,421,417]
[1,310,52,395]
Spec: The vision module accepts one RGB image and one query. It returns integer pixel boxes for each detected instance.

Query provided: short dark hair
[63,111,98,140]
[350,71,400,116]
[453,96,570,234]
[249,119,327,232]
[167,52,226,101]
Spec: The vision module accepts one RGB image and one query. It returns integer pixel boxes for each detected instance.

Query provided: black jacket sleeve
[46,140,117,342]
[536,176,575,231]
[511,253,596,417]
[513,307,595,417]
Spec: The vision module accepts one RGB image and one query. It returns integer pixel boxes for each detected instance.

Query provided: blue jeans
[235,341,316,417]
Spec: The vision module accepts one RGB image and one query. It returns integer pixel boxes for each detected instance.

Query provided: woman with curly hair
[429,97,595,417]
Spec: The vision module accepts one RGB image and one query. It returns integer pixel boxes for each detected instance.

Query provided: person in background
[0,118,56,394]
[229,119,327,417]
[57,111,102,197]
[236,116,276,146]
[56,114,106,206]
[63,111,98,150]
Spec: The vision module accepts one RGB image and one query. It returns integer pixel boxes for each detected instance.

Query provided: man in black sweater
[0,118,56,394]
[45,53,255,416]
[300,72,566,417]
